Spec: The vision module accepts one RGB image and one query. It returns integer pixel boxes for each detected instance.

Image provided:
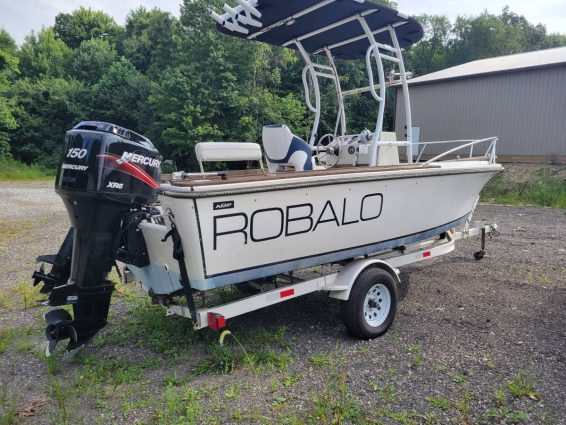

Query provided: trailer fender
[328,259,400,301]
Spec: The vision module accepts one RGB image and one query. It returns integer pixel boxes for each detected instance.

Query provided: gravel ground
[0,180,565,424]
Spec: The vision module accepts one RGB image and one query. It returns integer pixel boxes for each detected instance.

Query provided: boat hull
[131,164,501,293]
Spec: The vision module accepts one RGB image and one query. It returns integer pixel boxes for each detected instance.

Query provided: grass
[371,382,397,404]
[0,280,42,310]
[151,385,201,425]
[0,326,37,355]
[427,395,451,410]
[310,368,360,424]
[76,355,162,389]
[105,295,199,357]
[507,373,540,400]
[308,353,330,367]
[480,171,566,208]
[405,343,424,367]
[455,388,473,425]
[50,379,70,424]
[483,407,529,424]
[0,381,18,425]
[0,158,56,181]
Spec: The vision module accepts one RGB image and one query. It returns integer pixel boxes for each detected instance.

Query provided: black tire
[341,267,398,339]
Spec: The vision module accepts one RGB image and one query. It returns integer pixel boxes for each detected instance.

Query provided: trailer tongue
[33,121,161,357]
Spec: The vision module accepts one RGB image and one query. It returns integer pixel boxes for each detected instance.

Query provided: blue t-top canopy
[215,0,423,60]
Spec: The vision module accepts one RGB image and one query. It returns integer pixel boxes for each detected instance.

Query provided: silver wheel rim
[363,283,391,327]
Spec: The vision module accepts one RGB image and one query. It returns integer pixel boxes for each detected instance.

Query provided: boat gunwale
[159,163,503,198]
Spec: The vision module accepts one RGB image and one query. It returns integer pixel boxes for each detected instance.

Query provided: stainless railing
[417,137,498,166]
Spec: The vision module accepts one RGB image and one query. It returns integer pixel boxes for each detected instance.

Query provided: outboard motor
[33,121,161,357]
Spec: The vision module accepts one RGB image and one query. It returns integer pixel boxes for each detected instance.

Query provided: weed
[311,370,360,424]
[405,343,424,366]
[272,396,289,408]
[309,351,361,424]
[483,407,529,424]
[162,372,192,387]
[371,382,397,404]
[14,338,35,354]
[74,355,158,394]
[480,172,566,208]
[283,374,302,388]
[507,373,540,400]
[244,325,290,350]
[388,330,400,342]
[190,326,292,377]
[422,410,440,424]
[449,371,468,384]
[0,329,15,354]
[50,379,70,424]
[431,361,447,374]
[105,296,198,356]
[378,408,421,424]
[427,395,451,410]
[538,412,555,425]
[224,384,240,400]
[0,159,55,181]
[381,367,398,378]
[493,386,506,406]
[120,394,155,411]
[0,381,17,425]
[308,353,330,367]
[46,354,61,375]
[152,385,200,425]
[245,349,291,373]
[0,280,41,310]
[356,345,370,355]
[455,388,473,425]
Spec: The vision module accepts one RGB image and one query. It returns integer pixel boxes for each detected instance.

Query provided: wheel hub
[363,283,391,327]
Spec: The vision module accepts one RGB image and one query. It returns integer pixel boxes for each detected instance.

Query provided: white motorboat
[34,0,502,356]
[135,0,502,293]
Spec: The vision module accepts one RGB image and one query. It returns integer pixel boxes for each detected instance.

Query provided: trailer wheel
[341,267,398,339]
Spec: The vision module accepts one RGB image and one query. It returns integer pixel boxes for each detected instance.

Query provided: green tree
[148,0,308,170]
[18,28,72,79]
[0,30,19,157]
[120,7,178,75]
[89,58,151,131]
[54,7,121,49]
[70,38,117,84]
[8,77,89,166]
[406,14,451,75]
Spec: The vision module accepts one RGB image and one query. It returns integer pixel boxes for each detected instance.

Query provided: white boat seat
[195,142,264,173]
[262,124,316,173]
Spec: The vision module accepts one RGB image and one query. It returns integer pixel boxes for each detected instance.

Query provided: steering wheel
[314,133,341,168]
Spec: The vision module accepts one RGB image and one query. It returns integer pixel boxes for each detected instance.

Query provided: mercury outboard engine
[33,121,161,357]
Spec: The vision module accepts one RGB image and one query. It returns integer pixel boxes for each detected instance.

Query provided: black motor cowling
[34,121,161,357]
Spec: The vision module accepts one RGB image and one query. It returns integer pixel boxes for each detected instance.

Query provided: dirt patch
[1,182,564,424]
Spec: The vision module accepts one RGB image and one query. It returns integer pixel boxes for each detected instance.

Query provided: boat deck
[165,163,440,187]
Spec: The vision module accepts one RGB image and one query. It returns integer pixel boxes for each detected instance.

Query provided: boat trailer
[162,220,497,337]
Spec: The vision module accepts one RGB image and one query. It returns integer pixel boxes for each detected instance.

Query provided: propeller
[44,309,77,357]
[43,309,108,358]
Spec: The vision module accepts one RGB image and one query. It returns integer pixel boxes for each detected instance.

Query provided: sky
[0,0,565,45]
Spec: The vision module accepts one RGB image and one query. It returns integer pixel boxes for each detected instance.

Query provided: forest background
[0,0,565,171]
